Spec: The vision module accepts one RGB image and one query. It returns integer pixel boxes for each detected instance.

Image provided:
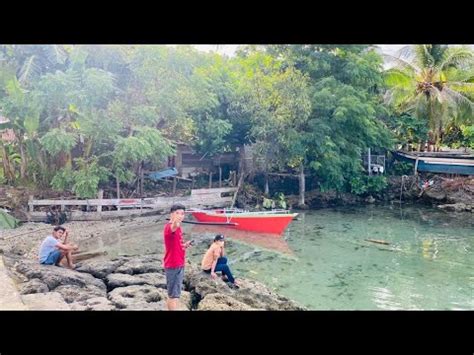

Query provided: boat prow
[189,208,298,234]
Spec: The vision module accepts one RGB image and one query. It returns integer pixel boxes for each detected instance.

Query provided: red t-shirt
[163,223,185,268]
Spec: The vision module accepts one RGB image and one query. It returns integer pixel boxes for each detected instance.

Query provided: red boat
[189,208,298,234]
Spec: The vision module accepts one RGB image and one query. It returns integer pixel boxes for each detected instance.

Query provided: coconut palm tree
[384,45,474,151]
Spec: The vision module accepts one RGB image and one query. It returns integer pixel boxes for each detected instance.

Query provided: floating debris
[365,239,390,245]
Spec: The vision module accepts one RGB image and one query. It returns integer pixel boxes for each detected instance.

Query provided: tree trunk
[1,143,15,183]
[116,175,120,199]
[231,170,246,208]
[136,164,141,196]
[264,156,269,195]
[18,138,27,180]
[139,162,144,196]
[232,147,247,208]
[264,173,269,196]
[219,166,222,188]
[298,163,305,207]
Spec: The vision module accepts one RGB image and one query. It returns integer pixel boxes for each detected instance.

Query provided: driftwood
[72,251,108,262]
[364,239,390,245]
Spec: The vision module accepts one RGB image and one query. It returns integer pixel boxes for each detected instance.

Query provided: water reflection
[190,224,295,256]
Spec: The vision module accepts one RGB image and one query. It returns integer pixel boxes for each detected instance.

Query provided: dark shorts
[165,267,184,298]
[42,249,62,265]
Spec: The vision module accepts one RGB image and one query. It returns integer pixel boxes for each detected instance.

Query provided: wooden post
[232,171,236,186]
[219,166,222,188]
[298,163,305,207]
[209,171,213,188]
[172,177,177,195]
[60,197,65,212]
[116,175,120,199]
[140,163,144,197]
[414,157,419,176]
[28,195,34,212]
[97,189,103,212]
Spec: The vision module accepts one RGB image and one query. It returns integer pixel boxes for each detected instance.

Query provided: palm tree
[384,45,474,151]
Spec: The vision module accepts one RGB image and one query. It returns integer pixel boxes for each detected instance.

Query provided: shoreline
[1,199,472,310]
[0,213,306,310]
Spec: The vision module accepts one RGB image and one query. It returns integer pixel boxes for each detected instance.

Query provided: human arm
[210,257,219,279]
[182,240,193,249]
[63,230,69,244]
[210,247,221,278]
[55,242,78,252]
[170,213,184,232]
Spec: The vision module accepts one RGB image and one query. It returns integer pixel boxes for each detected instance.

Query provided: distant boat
[189,208,298,234]
[393,151,474,175]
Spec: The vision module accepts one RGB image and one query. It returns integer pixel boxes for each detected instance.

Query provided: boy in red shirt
[163,203,193,310]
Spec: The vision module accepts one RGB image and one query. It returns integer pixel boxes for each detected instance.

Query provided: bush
[350,175,387,196]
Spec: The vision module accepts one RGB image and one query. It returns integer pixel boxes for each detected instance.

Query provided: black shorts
[165,267,184,298]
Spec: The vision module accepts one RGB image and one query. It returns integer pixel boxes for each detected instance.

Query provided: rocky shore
[0,213,305,310]
[1,252,305,310]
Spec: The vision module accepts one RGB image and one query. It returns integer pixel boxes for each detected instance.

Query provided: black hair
[170,203,186,213]
[214,234,224,242]
[53,226,66,232]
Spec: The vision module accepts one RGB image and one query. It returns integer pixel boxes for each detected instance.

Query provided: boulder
[197,293,256,310]
[21,292,70,310]
[437,203,471,212]
[424,189,446,202]
[106,272,167,291]
[114,255,163,275]
[19,279,49,295]
[108,285,191,310]
[14,259,106,291]
[75,258,129,280]
[54,284,106,303]
[70,297,116,311]
[186,269,305,310]
[107,285,169,310]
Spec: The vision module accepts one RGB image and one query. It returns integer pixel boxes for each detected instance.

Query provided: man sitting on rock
[201,235,240,289]
[38,226,78,269]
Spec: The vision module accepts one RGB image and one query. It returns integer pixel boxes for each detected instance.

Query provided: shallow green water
[94,204,473,310]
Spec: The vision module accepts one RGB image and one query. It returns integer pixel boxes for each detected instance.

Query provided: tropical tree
[267,45,393,194]
[384,45,474,150]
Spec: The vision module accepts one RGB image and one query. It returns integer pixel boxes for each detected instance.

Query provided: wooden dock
[27,187,236,222]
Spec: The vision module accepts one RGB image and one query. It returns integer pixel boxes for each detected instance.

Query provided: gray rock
[21,292,70,310]
[424,189,446,202]
[107,285,168,310]
[114,256,163,275]
[106,273,167,290]
[19,279,49,295]
[70,297,116,311]
[186,269,305,310]
[107,285,191,310]
[437,203,472,212]
[54,284,106,303]
[15,259,106,291]
[75,258,129,280]
[197,293,256,310]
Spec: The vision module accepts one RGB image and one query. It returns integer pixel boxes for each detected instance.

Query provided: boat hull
[191,211,297,234]
[393,151,474,175]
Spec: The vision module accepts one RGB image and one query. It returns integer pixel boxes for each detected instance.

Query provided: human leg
[214,263,235,284]
[165,267,184,310]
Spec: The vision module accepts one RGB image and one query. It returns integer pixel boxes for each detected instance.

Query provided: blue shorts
[165,267,184,298]
[42,249,62,265]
